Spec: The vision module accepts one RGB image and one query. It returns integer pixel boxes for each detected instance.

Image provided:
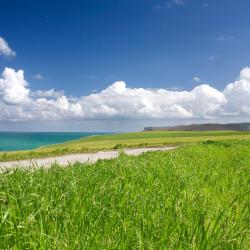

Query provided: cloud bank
[0,67,250,122]
[0,37,16,58]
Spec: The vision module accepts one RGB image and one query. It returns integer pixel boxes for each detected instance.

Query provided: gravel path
[0,147,176,171]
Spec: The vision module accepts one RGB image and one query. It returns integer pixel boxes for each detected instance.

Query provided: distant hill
[144,123,250,131]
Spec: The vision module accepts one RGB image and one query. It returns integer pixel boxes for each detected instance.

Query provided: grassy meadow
[1,130,250,161]
[0,140,249,249]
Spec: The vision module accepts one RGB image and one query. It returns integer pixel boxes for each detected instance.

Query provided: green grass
[0,140,249,249]
[1,130,250,161]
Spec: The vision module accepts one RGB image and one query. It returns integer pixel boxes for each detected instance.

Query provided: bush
[113,143,123,149]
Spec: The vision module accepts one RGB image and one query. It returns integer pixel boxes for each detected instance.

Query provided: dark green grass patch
[0,141,249,249]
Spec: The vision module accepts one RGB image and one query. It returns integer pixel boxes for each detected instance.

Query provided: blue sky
[0,0,250,131]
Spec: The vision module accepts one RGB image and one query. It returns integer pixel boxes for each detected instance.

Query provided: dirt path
[0,147,176,171]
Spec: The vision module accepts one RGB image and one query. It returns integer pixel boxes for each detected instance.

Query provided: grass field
[1,130,250,161]
[0,140,249,249]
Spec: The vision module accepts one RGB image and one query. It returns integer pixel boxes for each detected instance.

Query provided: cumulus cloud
[0,68,30,104]
[33,89,64,98]
[0,36,16,58]
[79,81,226,119]
[223,67,250,115]
[0,67,249,122]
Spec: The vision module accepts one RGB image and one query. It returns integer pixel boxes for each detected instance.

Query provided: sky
[0,0,250,132]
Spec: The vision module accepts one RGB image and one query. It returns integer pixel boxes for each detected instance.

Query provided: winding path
[0,146,176,171]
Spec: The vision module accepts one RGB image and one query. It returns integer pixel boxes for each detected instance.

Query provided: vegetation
[0,140,249,249]
[1,130,250,161]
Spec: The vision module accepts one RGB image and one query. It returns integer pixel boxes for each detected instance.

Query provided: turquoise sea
[0,132,102,151]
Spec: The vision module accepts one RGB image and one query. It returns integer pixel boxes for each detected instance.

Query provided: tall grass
[0,141,249,249]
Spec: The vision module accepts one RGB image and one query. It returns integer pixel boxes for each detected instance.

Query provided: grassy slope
[0,140,249,249]
[1,130,250,161]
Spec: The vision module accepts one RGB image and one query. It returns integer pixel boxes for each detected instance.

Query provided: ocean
[0,132,102,151]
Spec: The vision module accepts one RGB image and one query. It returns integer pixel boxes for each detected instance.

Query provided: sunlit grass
[0,140,249,249]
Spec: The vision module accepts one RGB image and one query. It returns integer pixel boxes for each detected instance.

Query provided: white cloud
[240,67,250,80]
[0,36,16,58]
[0,67,249,122]
[0,68,30,104]
[192,76,201,82]
[33,89,64,98]
[223,67,250,115]
[33,73,43,80]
